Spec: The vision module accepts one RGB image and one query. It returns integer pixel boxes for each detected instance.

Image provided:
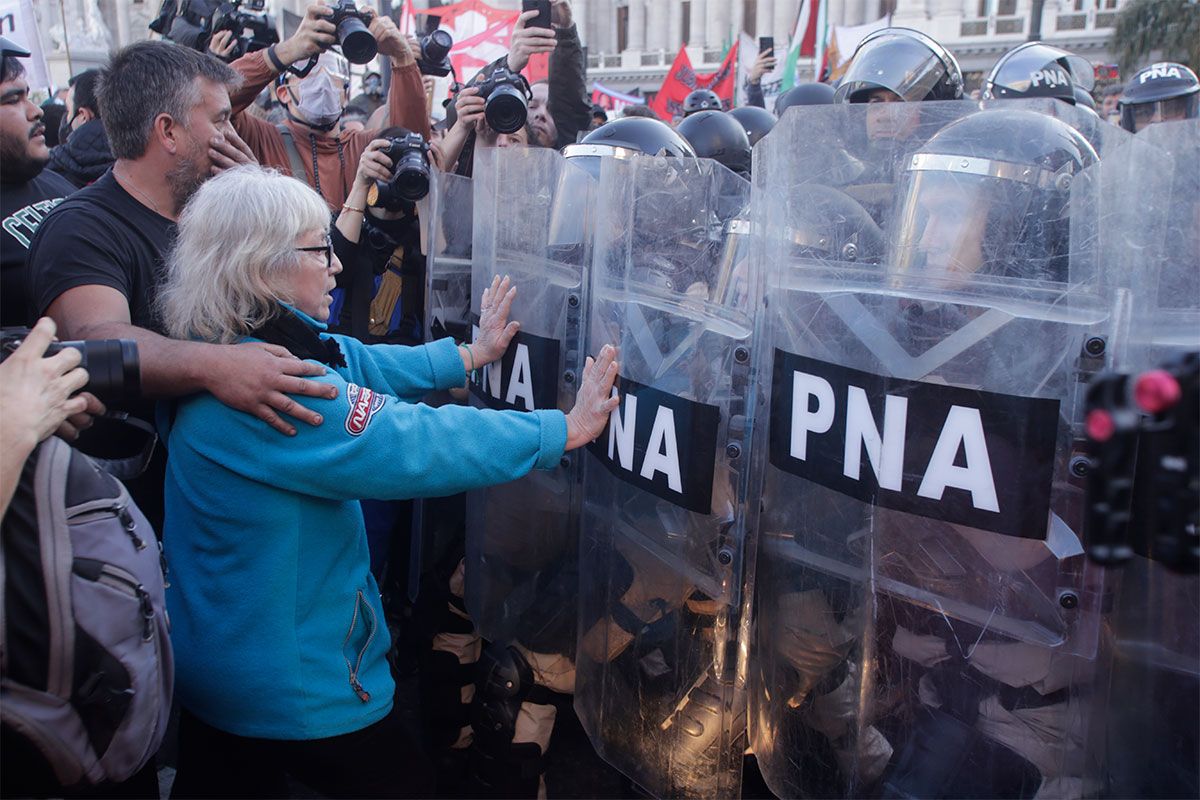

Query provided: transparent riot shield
[464,146,596,660]
[748,101,1127,800]
[1085,119,1199,799]
[574,155,755,798]
[425,169,475,344]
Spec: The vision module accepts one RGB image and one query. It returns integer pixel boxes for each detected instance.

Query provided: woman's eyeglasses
[296,237,333,270]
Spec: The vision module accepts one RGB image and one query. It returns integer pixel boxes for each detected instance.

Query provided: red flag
[649,42,740,123]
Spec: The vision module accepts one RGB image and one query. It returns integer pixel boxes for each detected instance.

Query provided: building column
[774,0,793,42]
[647,0,669,51]
[668,0,683,51]
[756,0,775,37]
[627,0,646,51]
[573,0,588,45]
[115,0,131,47]
[891,0,928,26]
[705,0,722,48]
[689,0,708,47]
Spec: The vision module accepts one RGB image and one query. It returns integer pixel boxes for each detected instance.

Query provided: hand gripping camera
[0,329,141,407]
[327,0,377,64]
[367,133,432,210]
[150,0,278,61]
[474,65,533,135]
[417,29,453,77]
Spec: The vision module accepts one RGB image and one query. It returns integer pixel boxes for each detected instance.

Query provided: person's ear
[276,83,292,106]
[76,107,95,126]
[152,112,182,155]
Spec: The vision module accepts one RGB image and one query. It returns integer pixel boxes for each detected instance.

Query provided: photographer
[330,130,426,345]
[226,2,431,212]
[441,1,586,174]
[0,317,97,516]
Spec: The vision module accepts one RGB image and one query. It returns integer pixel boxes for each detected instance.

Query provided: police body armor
[747,100,1129,800]
[1085,119,1199,799]
[574,154,756,798]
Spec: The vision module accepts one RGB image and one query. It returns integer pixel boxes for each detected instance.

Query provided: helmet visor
[1121,94,1200,132]
[890,164,1063,284]
[837,33,949,103]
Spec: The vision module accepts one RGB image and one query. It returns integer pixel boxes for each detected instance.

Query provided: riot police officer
[983,41,1095,106]
[676,109,753,177]
[729,104,776,146]
[1118,62,1200,132]
[775,81,835,116]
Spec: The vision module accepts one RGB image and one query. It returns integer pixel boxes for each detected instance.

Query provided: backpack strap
[276,123,309,183]
[86,415,158,481]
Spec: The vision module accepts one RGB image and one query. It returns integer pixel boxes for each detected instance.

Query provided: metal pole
[57,0,74,75]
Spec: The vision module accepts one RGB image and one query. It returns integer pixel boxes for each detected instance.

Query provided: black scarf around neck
[248,306,347,368]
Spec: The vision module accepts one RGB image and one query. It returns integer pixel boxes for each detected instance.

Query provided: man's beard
[0,123,48,185]
[165,153,207,212]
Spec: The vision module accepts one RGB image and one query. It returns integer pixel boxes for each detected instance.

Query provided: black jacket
[47,119,114,189]
[548,24,592,149]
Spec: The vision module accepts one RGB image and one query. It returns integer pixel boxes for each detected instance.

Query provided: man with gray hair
[26,40,338,533]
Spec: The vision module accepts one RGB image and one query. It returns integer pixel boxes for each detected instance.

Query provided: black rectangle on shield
[469,330,561,412]
[586,375,721,514]
[768,349,1061,539]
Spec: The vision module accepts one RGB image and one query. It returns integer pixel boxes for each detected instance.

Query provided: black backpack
[1,435,172,789]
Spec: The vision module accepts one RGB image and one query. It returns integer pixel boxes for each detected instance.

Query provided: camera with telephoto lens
[0,328,141,407]
[210,0,278,60]
[367,133,432,210]
[416,29,453,77]
[327,0,377,64]
[474,65,532,134]
[149,0,278,61]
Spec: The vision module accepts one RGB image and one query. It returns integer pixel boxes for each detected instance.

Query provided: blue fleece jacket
[162,310,567,740]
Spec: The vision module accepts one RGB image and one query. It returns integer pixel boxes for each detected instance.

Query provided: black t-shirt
[26,169,175,534]
[0,169,76,326]
[27,169,175,332]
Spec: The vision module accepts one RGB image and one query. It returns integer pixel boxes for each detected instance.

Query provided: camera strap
[275,124,310,185]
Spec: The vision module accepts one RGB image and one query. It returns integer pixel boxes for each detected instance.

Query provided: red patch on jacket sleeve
[344,383,386,436]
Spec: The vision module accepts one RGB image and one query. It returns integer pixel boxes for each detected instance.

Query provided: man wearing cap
[0,37,76,326]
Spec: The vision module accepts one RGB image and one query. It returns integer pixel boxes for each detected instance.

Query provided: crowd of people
[0,0,1196,798]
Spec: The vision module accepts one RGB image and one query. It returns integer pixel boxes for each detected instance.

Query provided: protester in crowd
[744,46,778,109]
[226,3,430,213]
[621,103,658,119]
[47,68,115,188]
[38,99,64,147]
[349,68,385,117]
[155,165,619,798]
[340,105,368,134]
[1101,83,1123,123]
[590,103,608,129]
[440,83,534,175]
[26,41,336,533]
[0,37,76,327]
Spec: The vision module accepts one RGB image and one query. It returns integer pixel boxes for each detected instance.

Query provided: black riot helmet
[983,41,1094,104]
[835,28,963,104]
[676,110,752,178]
[728,105,776,146]
[775,82,835,116]
[683,88,723,116]
[562,116,696,179]
[1119,62,1200,132]
[891,108,1097,284]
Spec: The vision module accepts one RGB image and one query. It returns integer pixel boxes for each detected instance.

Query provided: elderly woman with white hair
[156,165,619,798]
